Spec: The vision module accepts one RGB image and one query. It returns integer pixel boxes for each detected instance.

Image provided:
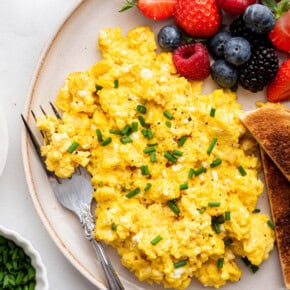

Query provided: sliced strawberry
[267,59,290,102]
[269,10,290,53]
[137,0,177,20]
[173,43,210,80]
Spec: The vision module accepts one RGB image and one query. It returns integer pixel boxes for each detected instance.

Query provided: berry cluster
[120,0,290,102]
[208,5,279,92]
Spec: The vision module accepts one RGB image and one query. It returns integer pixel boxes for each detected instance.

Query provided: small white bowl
[0,225,49,290]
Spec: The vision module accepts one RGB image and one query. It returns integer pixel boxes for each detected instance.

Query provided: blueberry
[211,60,238,88]
[224,37,251,66]
[243,4,275,34]
[208,31,232,59]
[158,25,182,51]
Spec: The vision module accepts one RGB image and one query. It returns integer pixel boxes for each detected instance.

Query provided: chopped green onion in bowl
[0,226,48,290]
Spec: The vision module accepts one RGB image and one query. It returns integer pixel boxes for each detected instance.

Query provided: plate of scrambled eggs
[21,0,286,289]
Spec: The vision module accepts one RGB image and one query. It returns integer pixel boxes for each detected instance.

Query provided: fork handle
[91,239,125,290]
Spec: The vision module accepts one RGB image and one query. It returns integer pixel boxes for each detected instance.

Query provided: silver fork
[21,108,125,290]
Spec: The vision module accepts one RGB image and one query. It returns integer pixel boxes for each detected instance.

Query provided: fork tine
[21,114,42,158]
[39,105,47,116]
[21,114,60,182]
[31,110,45,139]
[49,102,61,119]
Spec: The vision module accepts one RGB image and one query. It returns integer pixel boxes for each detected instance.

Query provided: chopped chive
[132,121,138,132]
[225,211,231,221]
[3,275,9,287]
[146,128,153,139]
[150,152,157,163]
[165,121,172,128]
[195,166,206,176]
[238,166,247,176]
[207,137,218,155]
[179,183,188,190]
[101,137,112,146]
[167,200,180,215]
[212,222,221,233]
[210,108,216,117]
[96,129,103,142]
[148,142,158,147]
[251,265,259,273]
[250,265,259,273]
[96,84,103,91]
[136,104,147,114]
[151,235,162,245]
[141,165,150,175]
[252,208,261,213]
[267,220,275,230]
[111,223,117,231]
[15,272,24,284]
[143,147,156,154]
[163,111,173,120]
[138,116,147,127]
[210,158,222,168]
[109,129,123,135]
[144,183,152,192]
[120,136,132,144]
[126,188,140,198]
[215,215,225,224]
[172,150,183,157]
[141,128,153,139]
[242,257,251,266]
[121,125,132,136]
[188,168,195,179]
[164,151,177,163]
[114,79,119,88]
[174,260,187,268]
[208,202,221,207]
[217,258,224,269]
[224,238,233,246]
[198,207,207,214]
[178,136,187,147]
[67,141,79,153]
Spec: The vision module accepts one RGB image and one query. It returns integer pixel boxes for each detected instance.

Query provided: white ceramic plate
[21,1,287,289]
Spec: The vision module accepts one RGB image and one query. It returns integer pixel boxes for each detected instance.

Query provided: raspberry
[173,43,210,80]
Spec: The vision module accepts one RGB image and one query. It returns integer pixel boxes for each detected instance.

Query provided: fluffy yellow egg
[37,26,275,289]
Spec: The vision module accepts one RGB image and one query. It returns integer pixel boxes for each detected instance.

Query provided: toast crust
[240,106,290,181]
[261,149,290,289]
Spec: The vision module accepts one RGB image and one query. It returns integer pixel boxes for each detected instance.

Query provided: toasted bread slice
[261,149,290,289]
[240,105,290,181]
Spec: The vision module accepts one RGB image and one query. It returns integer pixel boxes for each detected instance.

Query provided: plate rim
[21,1,107,289]
[20,1,287,289]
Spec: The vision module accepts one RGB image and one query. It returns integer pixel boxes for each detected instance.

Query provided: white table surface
[0,1,97,289]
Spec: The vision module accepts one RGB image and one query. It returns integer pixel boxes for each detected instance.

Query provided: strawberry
[119,0,177,20]
[262,0,290,52]
[173,43,210,80]
[267,59,290,102]
[269,10,290,53]
[217,0,257,15]
[174,0,222,38]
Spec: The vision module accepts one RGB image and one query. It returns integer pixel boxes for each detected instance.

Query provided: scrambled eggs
[37,26,275,289]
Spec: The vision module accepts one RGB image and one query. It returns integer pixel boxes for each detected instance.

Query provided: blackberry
[239,46,279,92]
[230,16,271,50]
